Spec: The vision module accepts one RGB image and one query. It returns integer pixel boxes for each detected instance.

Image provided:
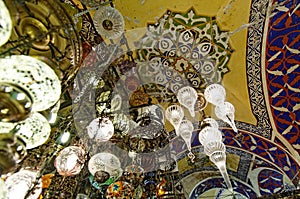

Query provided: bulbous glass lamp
[93,6,124,39]
[88,152,122,180]
[14,112,51,149]
[215,102,238,132]
[165,105,184,135]
[0,0,12,47]
[204,83,226,106]
[54,146,86,176]
[86,117,114,142]
[5,170,42,199]
[198,126,223,147]
[200,117,219,129]
[178,119,194,151]
[0,55,61,112]
[177,86,198,117]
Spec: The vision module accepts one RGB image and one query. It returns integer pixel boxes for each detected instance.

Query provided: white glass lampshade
[88,152,122,179]
[93,6,124,39]
[177,86,198,117]
[215,102,238,132]
[204,142,233,192]
[54,146,86,176]
[14,112,51,149]
[165,105,184,133]
[204,83,226,106]
[198,126,222,147]
[178,119,194,150]
[204,141,226,157]
[0,0,12,47]
[86,117,114,142]
[0,55,61,112]
[5,170,42,199]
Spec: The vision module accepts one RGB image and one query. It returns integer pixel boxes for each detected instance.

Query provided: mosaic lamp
[0,0,12,47]
[177,86,198,117]
[0,55,61,112]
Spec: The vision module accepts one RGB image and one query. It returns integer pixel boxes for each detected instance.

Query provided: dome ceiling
[0,0,299,198]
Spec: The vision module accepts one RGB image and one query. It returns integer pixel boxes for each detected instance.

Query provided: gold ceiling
[0,0,299,198]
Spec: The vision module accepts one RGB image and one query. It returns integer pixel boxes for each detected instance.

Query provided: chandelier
[0,0,239,198]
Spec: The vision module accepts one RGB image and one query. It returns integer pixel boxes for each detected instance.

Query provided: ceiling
[0,0,299,198]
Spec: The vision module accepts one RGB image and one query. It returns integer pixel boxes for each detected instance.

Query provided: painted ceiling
[0,0,299,198]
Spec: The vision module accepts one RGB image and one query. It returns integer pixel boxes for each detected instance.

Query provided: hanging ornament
[165,105,184,135]
[178,119,194,151]
[177,86,198,117]
[204,83,226,106]
[0,0,12,47]
[0,55,61,112]
[93,6,124,39]
[54,146,86,176]
[198,126,223,147]
[86,117,114,142]
[5,170,42,199]
[94,170,110,184]
[88,152,122,180]
[106,181,135,198]
[204,142,233,192]
[215,102,238,132]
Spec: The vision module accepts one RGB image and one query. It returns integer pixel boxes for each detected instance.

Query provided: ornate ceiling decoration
[0,0,299,198]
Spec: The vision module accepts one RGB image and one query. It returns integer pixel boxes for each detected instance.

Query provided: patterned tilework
[258,169,284,195]
[223,129,299,186]
[189,178,258,198]
[265,0,300,153]
[246,0,272,138]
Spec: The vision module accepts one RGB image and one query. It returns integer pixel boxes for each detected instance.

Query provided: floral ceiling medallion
[136,8,233,92]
